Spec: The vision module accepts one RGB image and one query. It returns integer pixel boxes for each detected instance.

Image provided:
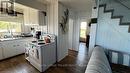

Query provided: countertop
[29,41,55,47]
[0,37,33,42]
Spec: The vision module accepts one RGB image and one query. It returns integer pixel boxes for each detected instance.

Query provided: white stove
[25,35,56,72]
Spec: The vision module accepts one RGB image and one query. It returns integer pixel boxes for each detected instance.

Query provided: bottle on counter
[44,35,51,43]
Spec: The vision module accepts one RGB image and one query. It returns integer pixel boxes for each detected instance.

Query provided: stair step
[111,16,123,19]
[99,4,106,7]
[104,9,114,13]
[120,23,130,25]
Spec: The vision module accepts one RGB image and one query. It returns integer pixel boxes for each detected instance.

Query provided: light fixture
[0,0,16,17]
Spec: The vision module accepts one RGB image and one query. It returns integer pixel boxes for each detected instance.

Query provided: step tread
[120,23,130,25]
[111,16,123,19]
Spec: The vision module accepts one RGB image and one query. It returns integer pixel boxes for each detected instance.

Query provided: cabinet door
[24,7,39,25]
[15,40,26,55]
[15,38,32,55]
[2,41,17,58]
[17,38,33,52]
[39,11,46,26]
[24,7,30,25]
[30,8,39,25]
[0,44,3,60]
[42,43,56,66]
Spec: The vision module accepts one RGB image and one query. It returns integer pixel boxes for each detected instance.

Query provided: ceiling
[36,0,49,5]
[36,0,95,13]
[58,0,95,12]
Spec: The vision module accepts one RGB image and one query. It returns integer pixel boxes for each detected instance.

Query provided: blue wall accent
[96,6,130,66]
[96,6,130,54]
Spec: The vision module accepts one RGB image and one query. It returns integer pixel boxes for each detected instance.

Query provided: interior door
[68,18,74,50]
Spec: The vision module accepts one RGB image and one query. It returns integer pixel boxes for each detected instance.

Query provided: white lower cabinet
[0,38,32,60]
[2,41,17,58]
[0,44,3,60]
[15,40,26,55]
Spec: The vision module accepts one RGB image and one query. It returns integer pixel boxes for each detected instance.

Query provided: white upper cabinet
[30,8,39,25]
[38,11,46,26]
[24,7,46,26]
[24,7,30,25]
[24,7,39,25]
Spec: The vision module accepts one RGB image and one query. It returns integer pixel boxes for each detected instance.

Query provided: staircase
[99,0,130,32]
[97,0,130,67]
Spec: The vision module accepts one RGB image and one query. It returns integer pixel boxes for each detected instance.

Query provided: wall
[68,16,74,49]
[72,13,81,51]
[88,13,98,55]
[22,25,47,33]
[47,0,58,35]
[57,3,69,61]
[96,2,130,66]
[47,0,69,62]
[99,0,130,23]
[88,1,98,55]
[97,6,130,54]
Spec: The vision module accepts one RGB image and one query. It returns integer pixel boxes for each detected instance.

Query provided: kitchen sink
[0,37,20,41]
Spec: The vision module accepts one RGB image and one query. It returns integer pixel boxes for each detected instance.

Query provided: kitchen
[0,0,94,73]
[0,0,57,72]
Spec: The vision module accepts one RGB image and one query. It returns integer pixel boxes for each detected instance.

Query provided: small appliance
[35,31,41,39]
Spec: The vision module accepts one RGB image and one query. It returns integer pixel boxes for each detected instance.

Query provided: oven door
[29,46,39,60]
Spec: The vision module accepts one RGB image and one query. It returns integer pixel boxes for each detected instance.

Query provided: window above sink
[0,21,22,33]
[0,21,22,38]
